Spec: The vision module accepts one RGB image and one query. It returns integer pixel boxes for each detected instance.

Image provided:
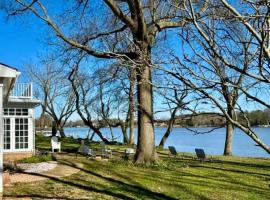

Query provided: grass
[4,134,270,200]
[18,155,54,164]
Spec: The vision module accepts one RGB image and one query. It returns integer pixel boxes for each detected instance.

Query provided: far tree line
[36,109,270,130]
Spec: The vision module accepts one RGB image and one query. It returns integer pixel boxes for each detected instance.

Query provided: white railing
[10,83,32,99]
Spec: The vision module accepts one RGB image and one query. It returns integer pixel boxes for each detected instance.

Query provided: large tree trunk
[159,108,177,148]
[223,120,234,156]
[135,49,158,163]
[129,67,136,145]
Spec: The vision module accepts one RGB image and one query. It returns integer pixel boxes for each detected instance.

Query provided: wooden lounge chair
[195,148,206,161]
[168,146,178,157]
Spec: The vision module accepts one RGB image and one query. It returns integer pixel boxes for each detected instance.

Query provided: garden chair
[195,148,206,161]
[51,136,61,152]
[77,140,96,159]
[124,148,135,160]
[100,141,112,158]
[168,146,178,157]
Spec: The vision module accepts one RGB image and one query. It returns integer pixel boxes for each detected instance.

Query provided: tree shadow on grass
[60,158,215,200]
[162,155,270,177]
[190,164,270,178]
[7,159,181,200]
[57,159,181,200]
[4,194,87,200]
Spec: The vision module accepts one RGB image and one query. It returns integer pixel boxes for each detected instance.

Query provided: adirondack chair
[168,146,178,157]
[195,148,206,161]
[51,136,61,152]
[124,148,135,160]
[100,141,112,158]
[77,140,96,158]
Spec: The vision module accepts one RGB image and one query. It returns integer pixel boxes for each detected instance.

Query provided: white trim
[3,115,34,153]
[10,118,14,152]
[0,64,20,78]
[0,84,3,193]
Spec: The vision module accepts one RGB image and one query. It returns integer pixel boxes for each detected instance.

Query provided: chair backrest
[81,145,90,155]
[51,136,60,148]
[125,148,135,154]
[100,141,105,149]
[81,140,85,145]
[195,148,206,159]
[168,146,177,156]
[51,136,59,143]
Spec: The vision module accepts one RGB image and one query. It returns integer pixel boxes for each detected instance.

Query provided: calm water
[64,127,270,158]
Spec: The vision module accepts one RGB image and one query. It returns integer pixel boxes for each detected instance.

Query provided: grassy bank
[4,134,270,200]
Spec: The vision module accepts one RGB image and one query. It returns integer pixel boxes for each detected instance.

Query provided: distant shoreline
[36,124,270,131]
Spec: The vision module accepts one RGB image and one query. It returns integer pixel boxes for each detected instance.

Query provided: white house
[0,63,40,161]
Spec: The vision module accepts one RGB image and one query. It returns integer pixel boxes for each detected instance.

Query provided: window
[4,108,28,116]
[15,118,28,149]
[4,119,11,150]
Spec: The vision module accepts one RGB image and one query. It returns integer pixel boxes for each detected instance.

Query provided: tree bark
[223,104,234,156]
[129,67,136,145]
[223,120,234,156]
[120,123,129,144]
[159,108,177,148]
[135,49,158,163]
[58,126,66,138]
[90,124,110,144]
[56,122,66,138]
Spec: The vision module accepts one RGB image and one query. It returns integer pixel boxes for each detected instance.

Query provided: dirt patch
[8,163,81,184]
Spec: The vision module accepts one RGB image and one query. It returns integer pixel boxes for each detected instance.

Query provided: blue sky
[0,12,44,76]
[0,11,50,118]
[0,4,266,121]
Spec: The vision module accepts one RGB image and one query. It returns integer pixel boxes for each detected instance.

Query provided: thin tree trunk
[92,127,110,144]
[224,120,234,156]
[59,127,65,138]
[129,67,136,145]
[90,132,95,141]
[223,105,234,156]
[159,108,177,148]
[135,50,158,163]
[57,123,66,138]
[120,123,129,144]
[108,125,115,141]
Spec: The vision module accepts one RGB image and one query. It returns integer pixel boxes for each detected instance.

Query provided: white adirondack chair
[51,136,61,152]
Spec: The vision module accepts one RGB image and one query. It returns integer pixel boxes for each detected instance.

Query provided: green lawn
[4,134,270,200]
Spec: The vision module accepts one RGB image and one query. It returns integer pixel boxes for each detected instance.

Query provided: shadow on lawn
[190,164,270,178]
[6,158,183,200]
[162,155,270,177]
[4,194,85,200]
[58,159,181,200]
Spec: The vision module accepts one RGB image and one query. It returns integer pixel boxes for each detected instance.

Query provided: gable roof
[0,62,18,71]
[0,63,20,78]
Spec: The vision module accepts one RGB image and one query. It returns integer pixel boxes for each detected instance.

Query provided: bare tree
[27,61,76,137]
[157,87,189,148]
[4,0,209,163]
[179,0,270,155]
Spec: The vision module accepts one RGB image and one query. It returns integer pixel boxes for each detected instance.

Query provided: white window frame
[3,108,33,152]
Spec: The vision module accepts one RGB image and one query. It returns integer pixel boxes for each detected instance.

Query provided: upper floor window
[4,108,28,116]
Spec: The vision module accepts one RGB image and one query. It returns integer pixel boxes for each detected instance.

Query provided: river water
[64,127,270,158]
